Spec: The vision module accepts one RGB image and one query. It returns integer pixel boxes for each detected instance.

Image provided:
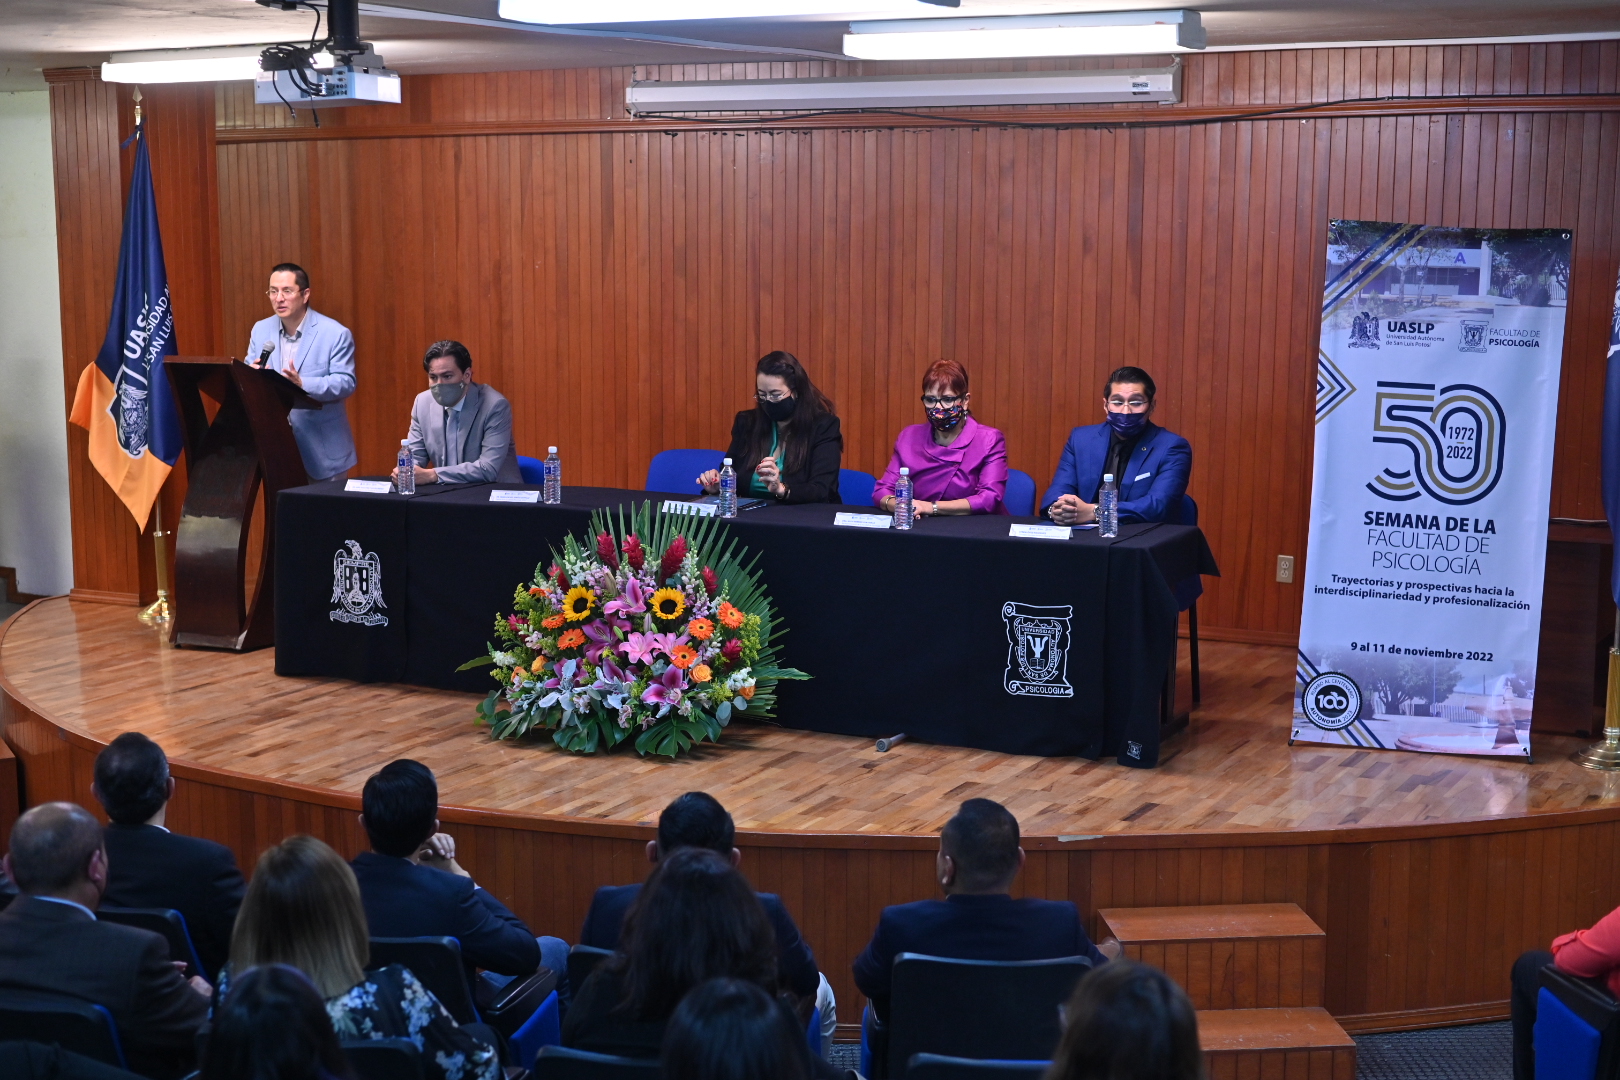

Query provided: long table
[275,482,1217,767]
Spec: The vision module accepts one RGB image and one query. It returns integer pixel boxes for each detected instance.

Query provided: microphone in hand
[256,343,274,369]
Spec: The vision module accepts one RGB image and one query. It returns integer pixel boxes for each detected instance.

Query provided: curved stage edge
[4,597,1619,1035]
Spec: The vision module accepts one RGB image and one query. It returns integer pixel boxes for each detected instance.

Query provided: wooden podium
[167,357,319,651]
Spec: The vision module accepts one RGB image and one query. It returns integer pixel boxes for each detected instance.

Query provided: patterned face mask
[926,402,967,430]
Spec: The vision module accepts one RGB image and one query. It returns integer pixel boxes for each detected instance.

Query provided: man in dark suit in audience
[852,798,1119,1022]
[579,791,834,1050]
[0,802,210,1079]
[350,759,569,1002]
[91,733,246,980]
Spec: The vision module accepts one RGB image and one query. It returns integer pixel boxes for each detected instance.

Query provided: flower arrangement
[460,503,808,757]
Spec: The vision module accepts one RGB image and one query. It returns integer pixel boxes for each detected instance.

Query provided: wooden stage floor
[0,598,1610,839]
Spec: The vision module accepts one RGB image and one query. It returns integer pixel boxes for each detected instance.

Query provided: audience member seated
[0,803,210,1080]
[852,798,1117,1022]
[1042,961,1201,1080]
[1511,903,1620,1080]
[662,977,813,1080]
[223,834,500,1080]
[350,759,567,1004]
[579,791,829,1041]
[91,732,247,978]
[200,963,356,1080]
[0,1042,145,1080]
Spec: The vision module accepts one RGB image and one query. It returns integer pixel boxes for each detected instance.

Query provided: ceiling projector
[253,0,400,108]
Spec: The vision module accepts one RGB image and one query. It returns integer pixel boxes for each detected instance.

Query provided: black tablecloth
[276,482,1217,766]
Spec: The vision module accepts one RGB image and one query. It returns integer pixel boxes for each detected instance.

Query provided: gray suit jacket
[246,309,358,481]
[406,381,521,484]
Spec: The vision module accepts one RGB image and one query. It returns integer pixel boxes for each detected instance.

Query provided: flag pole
[138,499,174,628]
[1574,608,1620,771]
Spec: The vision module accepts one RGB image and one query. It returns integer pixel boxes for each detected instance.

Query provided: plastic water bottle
[893,467,914,531]
[1098,473,1119,537]
[542,446,562,504]
[717,458,738,518]
[395,439,415,495]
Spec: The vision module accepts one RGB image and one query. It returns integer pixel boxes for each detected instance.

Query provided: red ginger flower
[596,532,620,571]
[623,534,645,573]
[720,638,743,662]
[701,566,718,597]
[547,563,569,592]
[660,535,688,584]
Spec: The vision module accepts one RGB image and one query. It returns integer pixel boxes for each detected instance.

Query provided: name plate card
[663,500,717,517]
[345,479,395,494]
[490,489,541,504]
[834,512,894,529]
[1009,523,1073,540]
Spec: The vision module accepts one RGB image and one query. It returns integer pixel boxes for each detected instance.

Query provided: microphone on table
[256,343,274,369]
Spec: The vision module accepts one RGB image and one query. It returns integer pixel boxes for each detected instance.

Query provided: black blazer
[101,822,245,980]
[725,409,844,505]
[351,851,540,977]
[851,893,1107,1021]
[0,897,209,1079]
[579,882,820,998]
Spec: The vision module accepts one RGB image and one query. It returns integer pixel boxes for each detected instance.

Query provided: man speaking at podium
[392,339,520,486]
[247,263,358,483]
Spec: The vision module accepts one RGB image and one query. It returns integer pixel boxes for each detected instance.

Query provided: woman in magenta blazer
[873,360,1009,516]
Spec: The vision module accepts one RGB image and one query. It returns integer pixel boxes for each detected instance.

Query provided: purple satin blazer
[872,416,1009,515]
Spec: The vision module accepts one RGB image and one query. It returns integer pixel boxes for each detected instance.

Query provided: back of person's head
[1044,961,1203,1080]
[661,978,811,1080]
[657,792,735,856]
[616,847,776,1021]
[361,759,438,858]
[6,803,103,897]
[92,732,170,824]
[941,798,1022,892]
[201,963,356,1080]
[231,835,368,998]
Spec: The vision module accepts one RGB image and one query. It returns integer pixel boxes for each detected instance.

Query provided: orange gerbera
[738,684,756,700]
[558,628,586,650]
[528,585,545,596]
[670,644,699,669]
[687,617,715,641]
[691,664,713,683]
[717,602,745,629]
[541,614,566,630]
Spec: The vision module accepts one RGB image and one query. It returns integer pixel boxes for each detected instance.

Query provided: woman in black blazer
[699,351,843,504]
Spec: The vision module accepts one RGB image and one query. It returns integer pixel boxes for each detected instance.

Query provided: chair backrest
[907,1054,1052,1080]
[888,953,1092,1077]
[839,468,878,507]
[368,936,479,1025]
[518,455,544,484]
[568,944,614,999]
[344,1037,426,1080]
[645,449,725,495]
[1003,469,1037,517]
[1538,964,1620,1080]
[534,1045,661,1078]
[1175,493,1197,527]
[0,989,127,1068]
[99,906,207,979]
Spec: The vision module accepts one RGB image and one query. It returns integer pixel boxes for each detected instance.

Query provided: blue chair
[1173,494,1203,705]
[907,1054,1051,1080]
[535,1045,660,1078]
[518,455,544,484]
[1003,469,1037,517]
[840,468,878,507]
[645,449,725,495]
[1536,964,1620,1079]
[510,990,562,1071]
[0,990,127,1069]
[99,906,208,981]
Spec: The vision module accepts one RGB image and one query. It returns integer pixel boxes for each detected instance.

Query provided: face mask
[761,396,797,422]
[1105,408,1149,437]
[926,402,967,431]
[431,380,467,407]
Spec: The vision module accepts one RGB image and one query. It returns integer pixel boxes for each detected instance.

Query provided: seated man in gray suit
[392,339,521,486]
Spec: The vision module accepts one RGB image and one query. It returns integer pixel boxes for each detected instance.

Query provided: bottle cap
[1103,473,1114,482]
[723,457,732,465]
[400,438,409,445]
[900,467,910,476]
[548,446,558,454]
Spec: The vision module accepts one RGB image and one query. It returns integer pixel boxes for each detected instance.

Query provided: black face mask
[761,397,797,422]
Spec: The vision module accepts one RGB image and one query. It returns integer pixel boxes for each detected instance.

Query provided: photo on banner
[1294,219,1572,759]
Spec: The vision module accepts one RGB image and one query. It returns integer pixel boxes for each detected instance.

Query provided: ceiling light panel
[844,10,1205,60]
[498,0,943,24]
[102,46,266,83]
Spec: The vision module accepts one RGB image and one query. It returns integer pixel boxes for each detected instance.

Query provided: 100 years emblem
[1302,671,1361,730]
[1002,602,1074,698]
[330,540,389,627]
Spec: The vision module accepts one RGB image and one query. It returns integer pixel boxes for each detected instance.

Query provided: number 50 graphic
[1367,381,1507,505]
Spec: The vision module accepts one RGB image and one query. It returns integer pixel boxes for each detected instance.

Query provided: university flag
[1606,264,1620,604]
[68,123,182,530]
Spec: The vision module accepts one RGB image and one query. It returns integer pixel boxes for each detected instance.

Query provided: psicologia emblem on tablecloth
[330,540,388,627]
[1002,602,1073,698]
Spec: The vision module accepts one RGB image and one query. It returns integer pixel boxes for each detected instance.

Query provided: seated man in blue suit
[1041,365,1190,526]
[852,798,1118,1022]
[350,760,570,1005]
[579,792,834,1051]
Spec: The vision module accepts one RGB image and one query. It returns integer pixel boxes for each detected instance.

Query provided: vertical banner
[1294,220,1571,758]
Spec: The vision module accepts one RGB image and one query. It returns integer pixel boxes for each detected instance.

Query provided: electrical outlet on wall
[1276,555,1296,583]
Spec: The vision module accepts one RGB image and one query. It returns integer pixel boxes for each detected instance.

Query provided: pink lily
[582,620,618,664]
[641,665,687,714]
[620,631,662,665]
[646,631,688,660]
[604,577,648,617]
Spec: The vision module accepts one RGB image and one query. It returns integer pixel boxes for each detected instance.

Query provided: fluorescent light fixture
[102,45,268,83]
[844,9,1205,60]
[627,66,1179,112]
[498,0,944,24]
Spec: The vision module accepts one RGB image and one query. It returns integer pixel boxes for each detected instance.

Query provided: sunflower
[563,586,598,622]
[717,602,745,630]
[691,664,713,683]
[670,644,699,669]
[542,614,566,630]
[558,628,586,650]
[687,617,715,641]
[650,587,687,622]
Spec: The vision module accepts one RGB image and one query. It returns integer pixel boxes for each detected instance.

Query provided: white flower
[492,651,517,668]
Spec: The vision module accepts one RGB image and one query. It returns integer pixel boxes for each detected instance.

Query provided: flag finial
[132,85,142,127]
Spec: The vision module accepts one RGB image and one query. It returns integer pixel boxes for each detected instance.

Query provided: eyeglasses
[755,390,791,403]
[265,287,304,299]
[921,395,963,408]
[1106,397,1150,411]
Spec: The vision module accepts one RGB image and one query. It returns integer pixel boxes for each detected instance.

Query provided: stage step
[1199,1007,1356,1080]
[1097,903,1326,1010]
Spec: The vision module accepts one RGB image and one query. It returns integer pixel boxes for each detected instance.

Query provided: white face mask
[431,380,467,407]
